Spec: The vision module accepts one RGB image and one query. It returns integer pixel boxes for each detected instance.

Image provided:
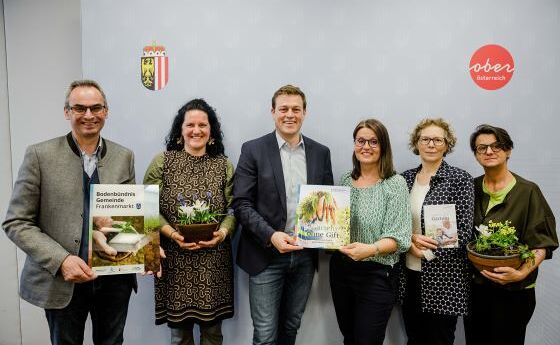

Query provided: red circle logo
[469,44,515,90]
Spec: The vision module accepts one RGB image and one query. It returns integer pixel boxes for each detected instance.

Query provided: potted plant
[174,193,222,243]
[467,220,535,272]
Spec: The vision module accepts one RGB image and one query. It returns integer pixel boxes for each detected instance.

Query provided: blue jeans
[45,274,134,345]
[249,250,315,345]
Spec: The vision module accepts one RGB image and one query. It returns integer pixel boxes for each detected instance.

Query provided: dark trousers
[170,321,223,345]
[45,274,134,345]
[402,269,457,345]
[329,253,395,345]
[464,283,535,345]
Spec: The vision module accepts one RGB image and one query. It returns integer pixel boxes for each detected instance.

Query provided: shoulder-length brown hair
[351,118,396,180]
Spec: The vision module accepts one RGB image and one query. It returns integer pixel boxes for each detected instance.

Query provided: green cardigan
[340,172,412,266]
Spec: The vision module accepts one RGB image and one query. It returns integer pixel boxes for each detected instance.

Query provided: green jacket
[473,173,558,290]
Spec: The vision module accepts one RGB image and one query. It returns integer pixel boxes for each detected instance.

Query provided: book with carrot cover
[88,184,160,275]
[295,185,351,249]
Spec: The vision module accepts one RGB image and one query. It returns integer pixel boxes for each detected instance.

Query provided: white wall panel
[1,1,558,344]
[3,0,82,344]
[81,1,560,344]
[0,0,21,343]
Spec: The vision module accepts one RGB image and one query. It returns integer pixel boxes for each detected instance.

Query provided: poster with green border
[89,184,160,275]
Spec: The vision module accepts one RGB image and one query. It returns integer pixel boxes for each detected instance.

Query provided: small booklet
[423,204,459,248]
[89,184,160,275]
[294,185,351,249]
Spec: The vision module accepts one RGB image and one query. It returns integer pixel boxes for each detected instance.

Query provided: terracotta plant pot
[174,222,219,243]
[467,241,523,272]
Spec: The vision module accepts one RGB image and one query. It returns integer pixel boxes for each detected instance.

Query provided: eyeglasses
[354,137,378,148]
[418,136,446,146]
[67,104,106,115]
[475,142,503,154]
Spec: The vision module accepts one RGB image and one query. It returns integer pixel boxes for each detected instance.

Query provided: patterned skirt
[155,236,234,327]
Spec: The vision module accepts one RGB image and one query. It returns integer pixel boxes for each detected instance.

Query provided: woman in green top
[329,118,412,345]
[465,124,558,345]
[143,99,236,345]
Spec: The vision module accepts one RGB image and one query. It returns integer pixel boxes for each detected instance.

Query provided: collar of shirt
[71,135,103,157]
[275,130,305,151]
[71,135,103,177]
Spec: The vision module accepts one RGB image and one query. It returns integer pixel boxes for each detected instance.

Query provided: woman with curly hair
[144,99,235,345]
[398,118,474,345]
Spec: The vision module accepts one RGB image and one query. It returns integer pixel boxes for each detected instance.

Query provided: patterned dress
[145,151,234,327]
[398,161,474,316]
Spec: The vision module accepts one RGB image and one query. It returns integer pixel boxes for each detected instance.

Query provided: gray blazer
[2,133,135,309]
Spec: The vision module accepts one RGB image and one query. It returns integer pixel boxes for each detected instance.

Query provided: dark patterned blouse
[144,150,235,326]
[397,160,475,316]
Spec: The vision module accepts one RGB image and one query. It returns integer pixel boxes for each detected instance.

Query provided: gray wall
[80,1,560,344]
[0,0,21,344]
[1,0,82,344]
[1,0,559,344]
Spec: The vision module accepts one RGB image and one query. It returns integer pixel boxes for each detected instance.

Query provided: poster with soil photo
[89,184,160,275]
[295,185,351,249]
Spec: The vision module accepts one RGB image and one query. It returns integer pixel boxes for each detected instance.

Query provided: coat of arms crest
[141,43,169,91]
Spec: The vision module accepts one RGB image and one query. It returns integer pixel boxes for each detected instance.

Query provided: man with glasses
[3,79,136,345]
[233,84,333,345]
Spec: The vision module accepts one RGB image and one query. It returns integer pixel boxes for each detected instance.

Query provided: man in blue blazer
[233,85,334,345]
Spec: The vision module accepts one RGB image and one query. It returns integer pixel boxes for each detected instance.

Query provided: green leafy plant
[113,221,137,234]
[176,193,222,225]
[473,220,535,264]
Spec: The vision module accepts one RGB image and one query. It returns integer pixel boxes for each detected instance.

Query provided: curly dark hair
[165,99,225,156]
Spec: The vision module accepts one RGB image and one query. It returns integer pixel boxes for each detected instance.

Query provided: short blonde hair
[271,84,306,110]
[409,118,456,156]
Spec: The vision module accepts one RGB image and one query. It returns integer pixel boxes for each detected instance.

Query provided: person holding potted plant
[143,99,236,345]
[398,118,474,345]
[330,118,411,345]
[465,124,558,345]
